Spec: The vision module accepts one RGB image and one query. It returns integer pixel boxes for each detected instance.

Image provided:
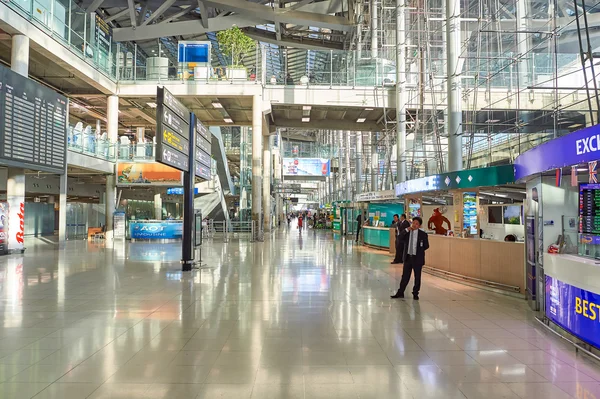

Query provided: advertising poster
[130,222,183,239]
[408,198,421,218]
[117,163,182,186]
[7,174,24,252]
[113,212,126,239]
[283,158,330,177]
[526,217,536,299]
[463,192,478,235]
[0,202,8,254]
[546,275,600,348]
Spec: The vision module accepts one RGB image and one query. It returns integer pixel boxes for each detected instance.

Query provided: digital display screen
[488,206,503,224]
[504,205,522,225]
[579,183,600,234]
[0,63,67,173]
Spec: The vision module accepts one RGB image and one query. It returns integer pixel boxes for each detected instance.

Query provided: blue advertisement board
[546,275,600,348]
[283,158,330,177]
[130,222,183,239]
[177,41,210,63]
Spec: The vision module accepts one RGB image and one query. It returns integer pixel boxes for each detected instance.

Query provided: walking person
[298,215,303,233]
[391,217,429,300]
[391,214,410,264]
[355,212,362,243]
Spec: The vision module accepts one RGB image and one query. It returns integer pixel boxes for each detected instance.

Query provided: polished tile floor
[0,227,598,398]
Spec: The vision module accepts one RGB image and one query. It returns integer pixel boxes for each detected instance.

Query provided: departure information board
[580,183,600,234]
[156,87,190,172]
[0,63,67,174]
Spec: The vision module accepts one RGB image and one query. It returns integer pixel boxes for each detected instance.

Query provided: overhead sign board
[195,163,211,180]
[196,135,211,155]
[193,119,211,180]
[0,63,68,174]
[283,158,330,177]
[156,87,190,172]
[195,147,211,168]
[355,190,397,202]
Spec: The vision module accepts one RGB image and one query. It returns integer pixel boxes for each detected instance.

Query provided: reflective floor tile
[0,382,50,399]
[249,384,304,399]
[205,365,258,384]
[144,383,203,399]
[31,382,101,399]
[506,382,574,399]
[458,382,522,399]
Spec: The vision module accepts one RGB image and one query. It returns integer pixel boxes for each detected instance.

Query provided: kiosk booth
[515,125,600,354]
[355,190,403,252]
[396,165,526,295]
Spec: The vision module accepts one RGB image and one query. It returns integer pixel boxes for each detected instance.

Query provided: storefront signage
[355,190,397,202]
[395,165,514,196]
[546,275,600,348]
[283,158,330,177]
[515,125,600,180]
[130,222,183,239]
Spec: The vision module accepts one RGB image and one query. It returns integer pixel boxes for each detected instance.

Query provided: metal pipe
[446,0,463,171]
[396,0,407,183]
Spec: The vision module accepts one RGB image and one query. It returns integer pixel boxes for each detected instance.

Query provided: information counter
[129,220,183,241]
[363,226,395,253]
[426,235,525,294]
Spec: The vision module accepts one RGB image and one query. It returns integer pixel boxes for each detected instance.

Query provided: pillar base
[181,259,196,271]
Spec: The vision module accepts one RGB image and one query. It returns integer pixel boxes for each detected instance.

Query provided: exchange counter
[544,254,600,350]
[129,220,183,241]
[426,235,525,294]
[363,226,395,254]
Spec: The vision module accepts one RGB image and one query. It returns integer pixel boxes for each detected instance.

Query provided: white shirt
[407,228,419,255]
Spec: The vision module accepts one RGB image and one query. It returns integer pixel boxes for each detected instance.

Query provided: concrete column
[371,133,378,191]
[356,132,363,195]
[105,96,119,239]
[262,135,271,232]
[396,0,407,183]
[154,193,162,220]
[58,173,67,245]
[446,0,463,172]
[345,132,352,201]
[371,0,378,59]
[252,95,263,240]
[7,35,29,252]
[517,0,530,91]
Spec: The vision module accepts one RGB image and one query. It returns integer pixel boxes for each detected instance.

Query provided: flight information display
[0,64,67,174]
[579,183,600,234]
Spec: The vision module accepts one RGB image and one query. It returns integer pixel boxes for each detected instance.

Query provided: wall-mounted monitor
[504,205,523,225]
[488,206,503,224]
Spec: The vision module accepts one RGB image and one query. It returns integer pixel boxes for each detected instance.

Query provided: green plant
[216,26,255,67]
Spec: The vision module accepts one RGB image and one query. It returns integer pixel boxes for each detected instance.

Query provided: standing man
[391,214,410,264]
[355,212,362,243]
[391,216,429,300]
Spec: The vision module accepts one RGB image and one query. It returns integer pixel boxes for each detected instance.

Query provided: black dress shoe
[391,261,400,264]
[390,292,404,299]
[413,294,419,300]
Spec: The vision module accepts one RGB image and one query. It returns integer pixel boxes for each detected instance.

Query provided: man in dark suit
[391,214,410,264]
[391,216,429,300]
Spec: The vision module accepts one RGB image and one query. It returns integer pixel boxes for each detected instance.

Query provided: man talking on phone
[391,216,429,300]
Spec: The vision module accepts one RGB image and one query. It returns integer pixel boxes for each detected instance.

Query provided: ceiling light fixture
[365,108,374,111]
[146,102,157,108]
[484,119,500,123]
[302,105,311,111]
[223,118,233,123]
[356,118,366,123]
[302,117,310,122]
[212,102,223,109]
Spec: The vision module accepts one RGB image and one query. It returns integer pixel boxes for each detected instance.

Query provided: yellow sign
[163,130,187,153]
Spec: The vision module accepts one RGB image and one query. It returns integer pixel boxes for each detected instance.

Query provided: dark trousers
[398,255,423,295]
[393,236,404,263]
[356,226,361,241]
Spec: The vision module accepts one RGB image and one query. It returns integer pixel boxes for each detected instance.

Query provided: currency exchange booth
[515,125,600,355]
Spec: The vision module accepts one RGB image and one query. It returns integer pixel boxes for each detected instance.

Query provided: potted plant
[216,26,256,80]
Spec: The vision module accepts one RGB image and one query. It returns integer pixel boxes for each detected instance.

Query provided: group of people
[287,212,327,233]
[390,214,430,301]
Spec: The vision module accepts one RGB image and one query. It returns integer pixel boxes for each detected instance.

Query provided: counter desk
[426,235,525,295]
[363,226,395,254]
[129,220,183,241]
[544,254,600,350]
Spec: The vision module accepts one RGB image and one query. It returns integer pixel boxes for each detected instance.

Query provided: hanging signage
[283,158,330,177]
[194,119,211,180]
[156,87,190,172]
[355,190,397,202]
[177,41,211,64]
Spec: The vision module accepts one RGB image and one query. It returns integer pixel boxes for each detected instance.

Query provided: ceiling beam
[105,6,137,23]
[201,0,354,31]
[127,0,137,27]
[274,118,380,131]
[85,0,105,13]
[161,5,195,24]
[197,0,209,29]
[142,0,177,26]
[244,27,344,50]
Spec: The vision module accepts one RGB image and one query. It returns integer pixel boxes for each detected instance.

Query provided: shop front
[515,125,600,353]
[355,190,403,252]
[395,165,526,295]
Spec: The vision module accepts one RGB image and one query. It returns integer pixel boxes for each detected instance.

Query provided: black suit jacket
[396,220,410,237]
[399,228,429,266]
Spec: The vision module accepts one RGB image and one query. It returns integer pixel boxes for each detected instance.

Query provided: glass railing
[3,0,119,80]
[67,133,116,161]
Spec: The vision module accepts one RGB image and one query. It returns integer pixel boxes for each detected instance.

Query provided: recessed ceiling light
[302,117,310,122]
[356,118,366,123]
[568,123,583,128]
[365,108,374,111]
[146,102,157,108]
[303,105,311,111]
[224,118,233,123]
[212,102,223,109]
[485,119,500,123]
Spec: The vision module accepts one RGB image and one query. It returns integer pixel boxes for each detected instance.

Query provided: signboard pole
[182,113,197,271]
